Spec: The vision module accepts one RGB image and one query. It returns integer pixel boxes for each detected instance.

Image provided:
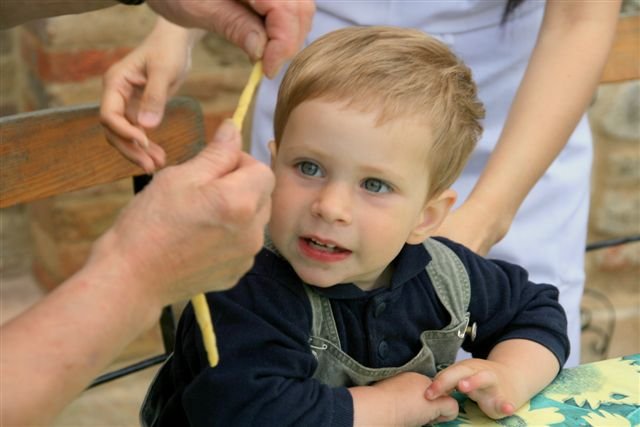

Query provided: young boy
[143,27,569,427]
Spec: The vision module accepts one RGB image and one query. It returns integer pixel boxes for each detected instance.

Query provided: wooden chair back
[0,97,205,208]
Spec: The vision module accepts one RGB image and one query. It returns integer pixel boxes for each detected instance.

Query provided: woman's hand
[100,18,200,173]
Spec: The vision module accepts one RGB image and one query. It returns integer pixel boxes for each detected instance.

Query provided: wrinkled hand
[146,0,314,78]
[91,120,274,307]
[372,372,459,426]
[425,359,517,419]
[434,198,510,256]
[100,18,196,173]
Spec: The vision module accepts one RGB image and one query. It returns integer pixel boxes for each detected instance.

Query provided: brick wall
[0,28,20,116]
[0,27,32,276]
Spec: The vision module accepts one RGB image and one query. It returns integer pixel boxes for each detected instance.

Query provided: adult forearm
[0,236,161,426]
[1,119,273,425]
[0,0,118,29]
[465,1,621,234]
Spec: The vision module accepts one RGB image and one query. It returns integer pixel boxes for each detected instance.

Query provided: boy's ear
[406,189,457,244]
[268,140,277,166]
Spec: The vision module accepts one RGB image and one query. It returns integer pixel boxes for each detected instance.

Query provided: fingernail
[133,138,149,150]
[244,31,264,60]
[213,119,236,143]
[265,62,283,80]
[138,111,161,128]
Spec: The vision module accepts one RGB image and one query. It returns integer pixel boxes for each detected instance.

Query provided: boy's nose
[311,182,352,225]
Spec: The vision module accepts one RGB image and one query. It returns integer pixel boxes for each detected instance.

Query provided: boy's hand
[424,359,517,419]
[351,372,459,426]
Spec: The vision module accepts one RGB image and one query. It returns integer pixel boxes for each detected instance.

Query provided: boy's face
[269,99,447,291]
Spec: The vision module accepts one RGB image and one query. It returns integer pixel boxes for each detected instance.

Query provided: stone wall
[0,5,638,363]
[583,79,640,362]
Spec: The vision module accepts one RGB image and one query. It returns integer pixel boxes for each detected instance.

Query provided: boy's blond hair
[274,26,485,198]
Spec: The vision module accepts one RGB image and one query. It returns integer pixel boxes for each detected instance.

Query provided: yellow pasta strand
[191,61,263,367]
[192,293,219,366]
[232,61,264,129]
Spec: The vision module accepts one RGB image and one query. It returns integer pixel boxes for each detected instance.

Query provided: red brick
[21,31,131,83]
[594,242,640,272]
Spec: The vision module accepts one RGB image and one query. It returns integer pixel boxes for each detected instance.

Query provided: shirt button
[374,302,386,318]
[377,340,389,359]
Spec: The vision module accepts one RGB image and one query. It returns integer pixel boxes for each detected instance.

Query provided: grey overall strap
[304,285,340,346]
[422,238,471,328]
[263,232,341,345]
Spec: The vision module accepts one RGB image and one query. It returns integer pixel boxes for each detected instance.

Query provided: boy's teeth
[310,238,336,249]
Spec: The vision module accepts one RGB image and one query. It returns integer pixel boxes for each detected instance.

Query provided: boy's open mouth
[303,237,351,254]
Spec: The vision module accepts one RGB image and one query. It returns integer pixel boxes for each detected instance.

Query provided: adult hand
[146,0,315,78]
[101,0,314,172]
[100,18,199,173]
[91,119,274,309]
[1,120,273,426]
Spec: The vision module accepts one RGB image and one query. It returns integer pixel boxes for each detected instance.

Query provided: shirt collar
[258,240,431,300]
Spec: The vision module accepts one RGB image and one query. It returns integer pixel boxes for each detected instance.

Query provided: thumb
[182,119,242,180]
[210,3,267,61]
[137,69,171,129]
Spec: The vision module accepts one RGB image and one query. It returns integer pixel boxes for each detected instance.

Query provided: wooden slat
[0,97,205,208]
[600,15,640,84]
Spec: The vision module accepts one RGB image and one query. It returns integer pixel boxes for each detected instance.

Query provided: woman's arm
[437,1,622,255]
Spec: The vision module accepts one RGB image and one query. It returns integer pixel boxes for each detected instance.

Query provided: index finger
[425,364,475,400]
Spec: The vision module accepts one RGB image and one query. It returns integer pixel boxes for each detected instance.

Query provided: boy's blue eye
[362,178,391,193]
[297,161,322,177]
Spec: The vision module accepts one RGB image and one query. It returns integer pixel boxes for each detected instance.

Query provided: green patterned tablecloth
[436,354,640,427]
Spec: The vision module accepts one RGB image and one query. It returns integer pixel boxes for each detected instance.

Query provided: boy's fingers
[499,400,516,416]
[458,370,496,394]
[428,395,460,422]
[425,366,473,400]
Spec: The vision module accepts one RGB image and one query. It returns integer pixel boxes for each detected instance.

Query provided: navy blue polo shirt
[153,237,569,426]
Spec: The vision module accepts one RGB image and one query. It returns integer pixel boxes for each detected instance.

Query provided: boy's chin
[293,268,341,288]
